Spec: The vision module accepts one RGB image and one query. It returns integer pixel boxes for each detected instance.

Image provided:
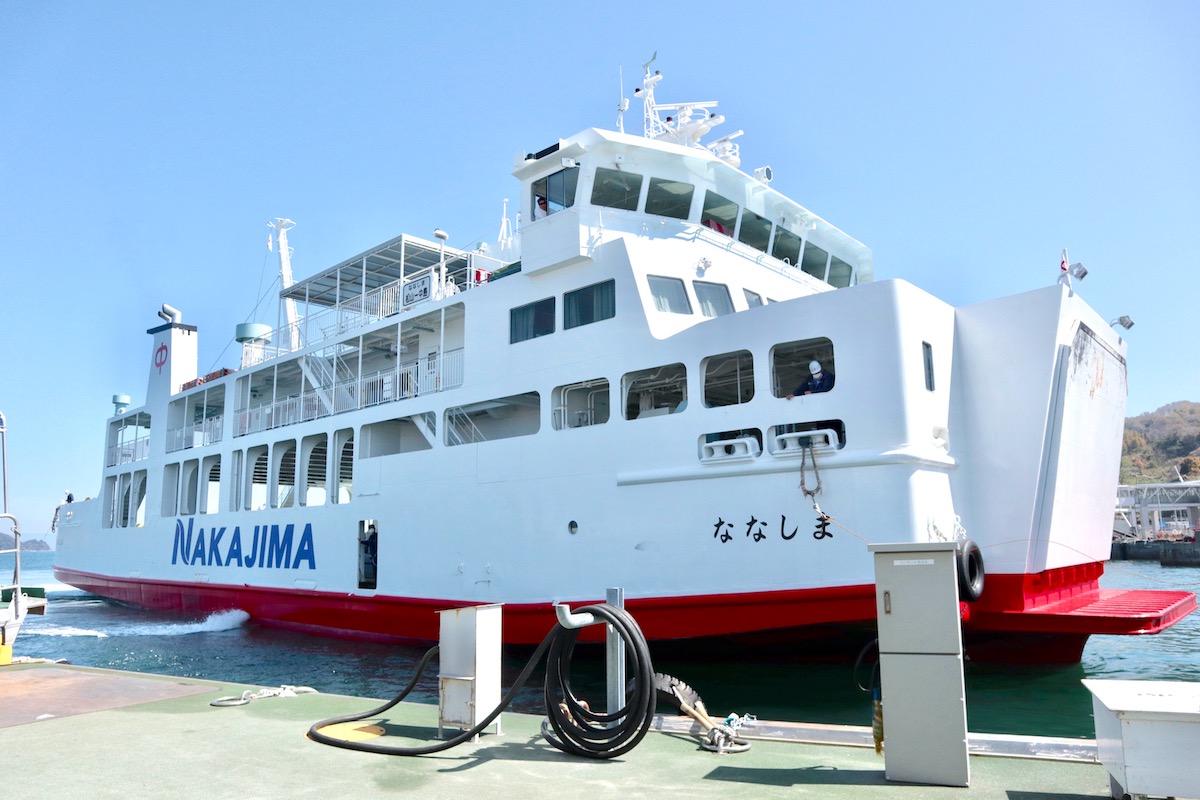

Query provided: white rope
[210,685,319,707]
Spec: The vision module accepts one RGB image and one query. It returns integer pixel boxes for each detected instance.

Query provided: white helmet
[809,361,822,375]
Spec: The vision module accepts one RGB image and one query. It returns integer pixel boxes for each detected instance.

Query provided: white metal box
[437,603,503,738]
[870,541,969,788]
[1082,679,1200,799]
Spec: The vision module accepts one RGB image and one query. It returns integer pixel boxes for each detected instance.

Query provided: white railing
[105,434,151,467]
[165,415,225,453]
[235,349,464,437]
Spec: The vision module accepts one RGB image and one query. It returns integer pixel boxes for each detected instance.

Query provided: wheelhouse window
[647,275,691,314]
[565,279,616,329]
[591,167,642,211]
[738,209,772,252]
[701,190,738,236]
[801,242,830,281]
[510,297,555,343]
[771,226,802,267]
[828,255,854,288]
[623,363,687,420]
[704,350,754,407]
[531,166,579,219]
[645,177,694,220]
[744,289,764,308]
[772,337,836,398]
[694,281,734,317]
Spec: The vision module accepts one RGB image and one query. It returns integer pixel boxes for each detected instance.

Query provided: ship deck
[2,661,1120,799]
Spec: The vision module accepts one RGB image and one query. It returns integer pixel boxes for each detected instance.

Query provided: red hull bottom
[53,561,1195,666]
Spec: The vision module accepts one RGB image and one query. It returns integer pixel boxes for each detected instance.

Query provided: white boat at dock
[53,64,1194,663]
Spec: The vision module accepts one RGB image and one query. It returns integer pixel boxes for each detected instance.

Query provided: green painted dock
[2,661,1115,799]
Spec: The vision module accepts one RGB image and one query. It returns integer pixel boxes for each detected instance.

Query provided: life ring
[957,539,985,601]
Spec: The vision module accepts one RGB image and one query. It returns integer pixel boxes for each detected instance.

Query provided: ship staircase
[299,351,358,417]
[1115,481,1200,540]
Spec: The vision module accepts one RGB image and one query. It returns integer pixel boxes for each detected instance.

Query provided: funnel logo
[154,343,168,374]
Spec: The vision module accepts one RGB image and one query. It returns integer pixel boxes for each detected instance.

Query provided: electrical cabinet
[869,542,969,787]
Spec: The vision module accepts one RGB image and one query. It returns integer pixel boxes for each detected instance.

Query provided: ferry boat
[53,65,1194,663]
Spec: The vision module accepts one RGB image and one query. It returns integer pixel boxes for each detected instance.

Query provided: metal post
[606,587,625,723]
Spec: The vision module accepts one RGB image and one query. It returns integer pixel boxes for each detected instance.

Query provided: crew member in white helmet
[786,360,835,399]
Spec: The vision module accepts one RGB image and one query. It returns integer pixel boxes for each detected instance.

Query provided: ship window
[694,281,734,318]
[531,166,579,218]
[738,209,772,252]
[553,379,610,429]
[202,456,220,515]
[645,177,694,220]
[361,416,435,457]
[510,297,555,343]
[246,445,268,510]
[923,342,935,391]
[302,435,327,506]
[591,167,642,211]
[445,392,540,445]
[181,459,199,516]
[771,226,802,267]
[744,289,764,308]
[273,441,296,509]
[771,337,836,398]
[565,279,616,329]
[623,363,687,420]
[647,275,691,314]
[828,256,854,288]
[704,350,755,407]
[800,242,830,281]
[701,190,737,236]
[334,429,354,504]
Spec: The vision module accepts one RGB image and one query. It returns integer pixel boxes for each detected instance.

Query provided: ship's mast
[269,218,299,351]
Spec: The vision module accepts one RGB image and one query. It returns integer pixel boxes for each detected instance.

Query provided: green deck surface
[1,662,1114,799]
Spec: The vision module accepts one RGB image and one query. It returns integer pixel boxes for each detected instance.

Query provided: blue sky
[1,1,1196,543]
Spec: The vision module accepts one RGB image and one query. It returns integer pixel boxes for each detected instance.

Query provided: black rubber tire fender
[957,539,985,601]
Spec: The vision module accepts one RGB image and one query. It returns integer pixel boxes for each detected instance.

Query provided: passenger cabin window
[624,363,687,420]
[565,279,616,329]
[531,166,579,219]
[923,342,935,391]
[771,226,802,267]
[701,190,738,236]
[647,275,692,314]
[591,167,642,211]
[744,289,764,308]
[694,281,734,317]
[704,350,754,407]
[511,297,555,343]
[645,177,694,219]
[772,337,836,398]
[738,209,772,252]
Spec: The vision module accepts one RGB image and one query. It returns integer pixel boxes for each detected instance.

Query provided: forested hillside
[1121,401,1200,483]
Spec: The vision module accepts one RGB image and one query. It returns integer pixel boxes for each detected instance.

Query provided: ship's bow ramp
[948,284,1194,638]
[950,284,1124,574]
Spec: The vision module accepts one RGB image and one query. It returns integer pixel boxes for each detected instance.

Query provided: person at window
[534,195,550,220]
[786,361,834,398]
[365,524,378,565]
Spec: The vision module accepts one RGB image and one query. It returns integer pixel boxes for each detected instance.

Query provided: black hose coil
[308,603,657,760]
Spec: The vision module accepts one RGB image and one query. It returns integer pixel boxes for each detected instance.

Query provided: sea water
[6,551,1198,738]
